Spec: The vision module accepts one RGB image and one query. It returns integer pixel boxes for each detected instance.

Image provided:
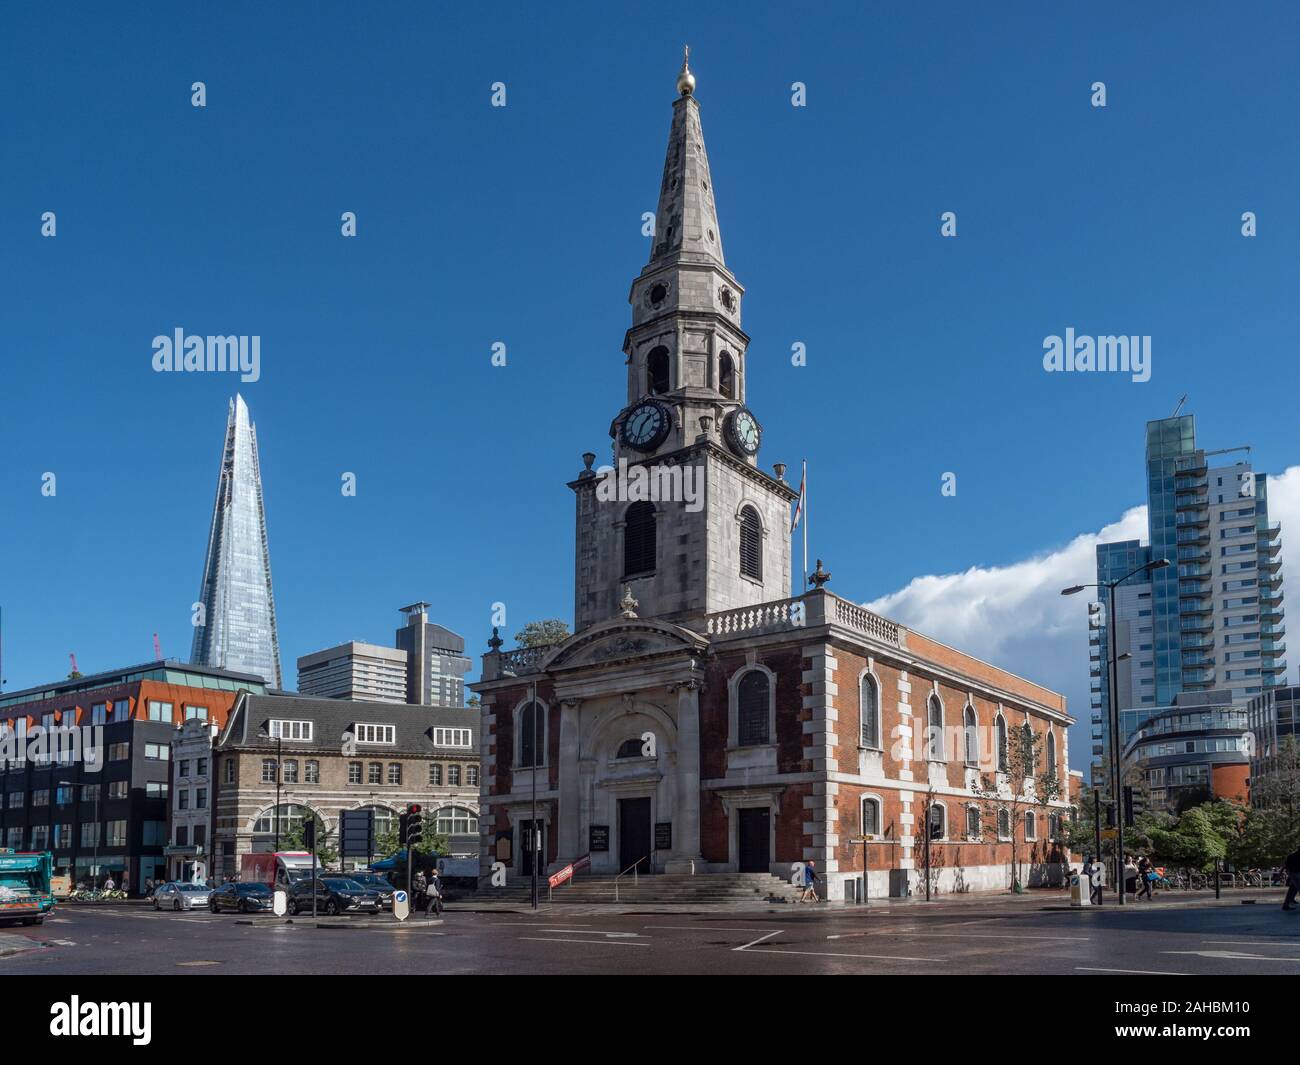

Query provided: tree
[514,619,570,648]
[282,817,337,867]
[972,720,1062,891]
[374,813,449,883]
[1146,805,1226,872]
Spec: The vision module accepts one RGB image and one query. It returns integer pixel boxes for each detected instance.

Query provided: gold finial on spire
[677,45,695,97]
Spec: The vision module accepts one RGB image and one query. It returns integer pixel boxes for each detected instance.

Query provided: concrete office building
[297,642,409,703]
[395,602,471,707]
[1246,684,1299,801]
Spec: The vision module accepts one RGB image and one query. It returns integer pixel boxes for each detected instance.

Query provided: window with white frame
[354,723,395,745]
[860,674,880,749]
[448,764,461,786]
[348,762,362,784]
[429,763,442,786]
[368,762,382,785]
[1024,810,1036,840]
[927,803,946,840]
[1046,731,1057,779]
[860,796,881,837]
[434,727,472,748]
[966,805,980,839]
[269,719,313,741]
[147,700,172,722]
[995,714,1009,773]
[467,765,479,786]
[997,808,1011,840]
[517,702,546,768]
[387,763,402,785]
[434,805,478,835]
[736,670,771,747]
[305,760,319,784]
[261,759,277,783]
[963,705,978,766]
[926,695,945,761]
[282,759,299,784]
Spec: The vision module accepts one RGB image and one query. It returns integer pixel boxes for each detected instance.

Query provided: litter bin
[1069,872,1092,908]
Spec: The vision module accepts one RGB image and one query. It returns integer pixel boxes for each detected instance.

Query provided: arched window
[996,714,1009,773]
[517,701,546,768]
[357,804,395,843]
[624,501,656,577]
[927,802,946,841]
[1046,731,1057,778]
[1024,810,1037,840]
[860,674,880,749]
[739,506,763,580]
[252,803,321,841]
[647,346,670,395]
[719,352,735,399]
[737,670,770,747]
[963,704,978,766]
[434,805,479,836]
[615,737,645,759]
[965,805,981,839]
[997,808,1011,839]
[926,695,945,761]
[861,797,881,837]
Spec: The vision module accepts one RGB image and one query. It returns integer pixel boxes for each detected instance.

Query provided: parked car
[344,872,395,910]
[208,881,275,914]
[287,876,381,916]
[152,881,213,911]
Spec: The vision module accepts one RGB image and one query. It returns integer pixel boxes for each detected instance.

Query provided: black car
[344,872,395,910]
[209,882,275,914]
[287,876,381,916]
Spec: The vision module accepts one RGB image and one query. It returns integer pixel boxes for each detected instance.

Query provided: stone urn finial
[580,452,597,479]
[773,462,786,482]
[487,626,503,652]
[619,584,640,618]
[809,558,832,588]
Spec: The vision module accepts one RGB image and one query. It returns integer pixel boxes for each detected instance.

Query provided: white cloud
[865,467,1299,772]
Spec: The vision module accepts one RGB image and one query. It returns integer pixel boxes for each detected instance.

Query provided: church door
[519,820,545,877]
[738,807,770,873]
[618,797,652,873]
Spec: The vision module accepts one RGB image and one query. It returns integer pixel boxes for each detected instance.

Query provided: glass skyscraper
[1090,411,1286,786]
[190,394,283,688]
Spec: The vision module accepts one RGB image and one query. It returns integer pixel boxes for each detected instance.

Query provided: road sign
[339,809,375,859]
[393,889,410,922]
[1100,829,1118,841]
[273,889,287,917]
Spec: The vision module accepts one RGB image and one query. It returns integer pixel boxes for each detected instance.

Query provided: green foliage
[374,815,448,861]
[282,817,337,867]
[1146,806,1228,872]
[514,619,570,648]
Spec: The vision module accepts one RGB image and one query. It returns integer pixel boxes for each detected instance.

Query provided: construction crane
[153,633,163,661]
[68,652,80,678]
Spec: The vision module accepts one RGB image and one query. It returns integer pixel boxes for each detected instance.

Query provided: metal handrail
[613,856,650,902]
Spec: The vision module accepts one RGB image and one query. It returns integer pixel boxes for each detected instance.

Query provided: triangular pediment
[542,618,707,672]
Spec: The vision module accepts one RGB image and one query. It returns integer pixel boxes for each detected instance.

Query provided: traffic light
[303,818,316,850]
[1105,801,1116,828]
[1123,786,1144,827]
[404,804,423,848]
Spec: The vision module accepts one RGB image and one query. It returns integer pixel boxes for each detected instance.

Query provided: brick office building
[210,692,480,879]
[471,57,1074,900]
[0,660,263,889]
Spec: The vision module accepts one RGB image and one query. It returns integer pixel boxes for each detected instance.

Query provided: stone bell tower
[571,51,796,631]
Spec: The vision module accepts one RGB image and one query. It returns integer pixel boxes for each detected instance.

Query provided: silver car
[151,882,214,911]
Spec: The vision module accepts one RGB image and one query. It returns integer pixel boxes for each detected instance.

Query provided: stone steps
[471,872,805,905]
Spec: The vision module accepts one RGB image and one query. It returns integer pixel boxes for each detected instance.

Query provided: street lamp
[257,723,283,853]
[1062,556,1169,906]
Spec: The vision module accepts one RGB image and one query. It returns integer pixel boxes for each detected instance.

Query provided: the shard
[190,394,283,688]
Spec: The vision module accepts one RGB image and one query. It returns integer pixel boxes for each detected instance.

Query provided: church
[471,54,1074,900]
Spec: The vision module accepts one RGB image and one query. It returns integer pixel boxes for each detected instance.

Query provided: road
[2,892,1298,975]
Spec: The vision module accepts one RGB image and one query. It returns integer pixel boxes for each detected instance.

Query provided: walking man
[800,860,819,903]
[1282,846,1300,911]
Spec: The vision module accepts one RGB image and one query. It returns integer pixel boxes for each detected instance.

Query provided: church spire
[648,48,724,268]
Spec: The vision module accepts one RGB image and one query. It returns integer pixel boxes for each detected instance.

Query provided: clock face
[621,400,671,452]
[726,407,761,456]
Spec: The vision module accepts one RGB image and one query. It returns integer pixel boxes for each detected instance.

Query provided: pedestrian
[413,869,428,913]
[800,860,819,903]
[1136,855,1153,900]
[104,874,116,892]
[1082,855,1102,904]
[429,868,444,916]
[1282,846,1300,912]
[144,877,154,896]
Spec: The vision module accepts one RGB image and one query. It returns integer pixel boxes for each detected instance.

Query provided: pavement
[1,888,1297,975]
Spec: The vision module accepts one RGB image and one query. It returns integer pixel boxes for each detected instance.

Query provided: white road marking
[1165,949,1300,962]
[1077,966,1186,975]
[833,931,1090,942]
[519,936,648,947]
[646,925,777,933]
[549,929,642,938]
[743,946,932,962]
[735,930,784,951]
[1204,939,1300,946]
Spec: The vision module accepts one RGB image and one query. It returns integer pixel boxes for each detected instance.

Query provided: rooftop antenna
[1172,393,1187,418]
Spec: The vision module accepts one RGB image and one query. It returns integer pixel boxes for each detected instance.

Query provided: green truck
[0,850,55,925]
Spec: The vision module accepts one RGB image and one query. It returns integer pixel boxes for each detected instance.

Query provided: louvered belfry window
[624,501,656,577]
[739,506,762,580]
[737,670,770,746]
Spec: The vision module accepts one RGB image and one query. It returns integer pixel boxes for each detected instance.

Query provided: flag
[791,460,806,533]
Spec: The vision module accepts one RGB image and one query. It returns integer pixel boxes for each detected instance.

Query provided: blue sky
[2,3,1298,767]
